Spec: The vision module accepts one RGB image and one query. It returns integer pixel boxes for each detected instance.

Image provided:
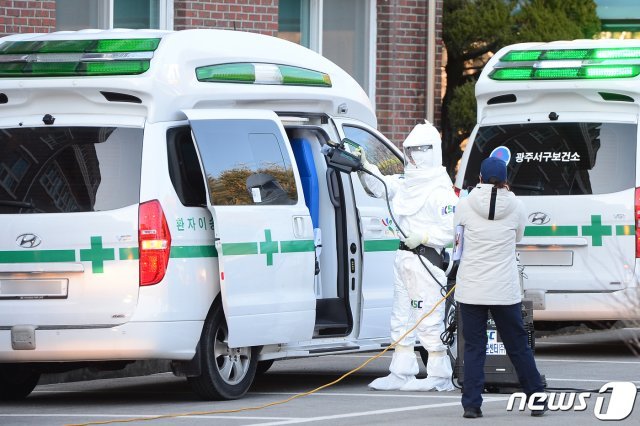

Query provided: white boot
[399,350,454,391]
[369,345,419,391]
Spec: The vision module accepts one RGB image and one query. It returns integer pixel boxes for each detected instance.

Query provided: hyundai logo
[528,212,550,225]
[16,233,42,249]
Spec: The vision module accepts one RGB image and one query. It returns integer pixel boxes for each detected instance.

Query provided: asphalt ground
[1,327,639,426]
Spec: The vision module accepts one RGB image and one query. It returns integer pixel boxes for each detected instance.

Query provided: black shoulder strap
[488,187,498,220]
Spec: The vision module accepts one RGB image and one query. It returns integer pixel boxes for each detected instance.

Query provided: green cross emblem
[259,229,279,266]
[80,236,115,273]
[581,215,612,247]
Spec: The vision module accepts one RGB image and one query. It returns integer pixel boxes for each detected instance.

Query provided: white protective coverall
[358,121,457,391]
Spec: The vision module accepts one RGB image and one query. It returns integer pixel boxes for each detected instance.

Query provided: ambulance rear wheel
[0,363,40,400]
[188,305,258,400]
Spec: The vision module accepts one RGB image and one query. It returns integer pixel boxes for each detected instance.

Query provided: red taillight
[635,188,640,258]
[454,186,461,197]
[139,200,171,286]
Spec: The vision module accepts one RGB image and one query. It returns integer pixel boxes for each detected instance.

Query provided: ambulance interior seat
[288,132,349,336]
[290,137,320,231]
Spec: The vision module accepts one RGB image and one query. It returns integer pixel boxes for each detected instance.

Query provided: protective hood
[467,184,519,221]
[403,120,442,171]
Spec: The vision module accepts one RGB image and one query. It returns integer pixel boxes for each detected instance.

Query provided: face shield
[404,144,434,170]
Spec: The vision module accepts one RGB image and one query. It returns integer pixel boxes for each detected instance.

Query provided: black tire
[188,304,258,400]
[256,359,275,376]
[0,364,40,400]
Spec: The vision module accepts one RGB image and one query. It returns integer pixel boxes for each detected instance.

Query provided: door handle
[293,216,307,238]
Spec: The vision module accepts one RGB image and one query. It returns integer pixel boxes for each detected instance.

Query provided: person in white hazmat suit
[356,121,457,391]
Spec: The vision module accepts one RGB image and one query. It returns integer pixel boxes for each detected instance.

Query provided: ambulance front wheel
[0,363,41,400]
[188,304,258,400]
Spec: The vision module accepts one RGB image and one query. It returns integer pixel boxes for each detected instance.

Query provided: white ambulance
[0,29,408,400]
[456,39,640,327]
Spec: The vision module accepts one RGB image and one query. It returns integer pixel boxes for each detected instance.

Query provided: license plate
[517,250,573,266]
[0,279,68,299]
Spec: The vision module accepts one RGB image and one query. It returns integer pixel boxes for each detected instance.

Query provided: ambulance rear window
[463,122,636,196]
[0,126,142,213]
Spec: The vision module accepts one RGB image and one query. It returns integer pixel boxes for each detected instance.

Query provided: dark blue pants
[459,302,544,409]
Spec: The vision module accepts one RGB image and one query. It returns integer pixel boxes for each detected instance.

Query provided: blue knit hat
[480,156,507,183]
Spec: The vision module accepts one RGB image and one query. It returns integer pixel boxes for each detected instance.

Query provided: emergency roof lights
[0,38,161,77]
[489,47,640,80]
[196,63,332,87]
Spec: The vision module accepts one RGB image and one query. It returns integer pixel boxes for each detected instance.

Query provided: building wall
[0,0,55,35]
[174,0,278,35]
[376,0,443,146]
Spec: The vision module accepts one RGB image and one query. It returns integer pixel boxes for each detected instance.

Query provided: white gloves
[355,147,376,174]
[403,232,429,249]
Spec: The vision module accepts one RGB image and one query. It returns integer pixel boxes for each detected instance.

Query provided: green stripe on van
[616,225,635,236]
[524,226,579,237]
[281,240,315,252]
[119,247,139,260]
[222,242,258,255]
[364,239,400,252]
[171,245,218,258]
[0,250,75,263]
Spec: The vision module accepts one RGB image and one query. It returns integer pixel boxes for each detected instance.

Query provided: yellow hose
[67,285,456,426]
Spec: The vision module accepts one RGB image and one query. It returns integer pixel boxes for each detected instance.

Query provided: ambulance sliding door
[334,119,403,339]
[184,109,316,348]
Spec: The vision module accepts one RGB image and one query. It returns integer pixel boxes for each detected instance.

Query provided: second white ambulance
[456,39,640,327]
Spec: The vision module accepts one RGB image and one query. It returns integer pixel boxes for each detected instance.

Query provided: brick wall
[0,0,55,37]
[376,0,443,147]
[174,0,278,35]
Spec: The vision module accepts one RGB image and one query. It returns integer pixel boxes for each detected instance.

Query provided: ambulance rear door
[460,115,637,317]
[184,109,316,348]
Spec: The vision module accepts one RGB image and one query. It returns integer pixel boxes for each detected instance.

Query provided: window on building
[56,0,171,30]
[278,0,311,47]
[322,0,372,94]
[277,0,375,98]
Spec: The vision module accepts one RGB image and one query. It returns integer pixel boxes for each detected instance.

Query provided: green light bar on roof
[196,63,332,87]
[0,38,160,77]
[491,46,640,80]
[501,47,640,62]
[490,65,640,80]
[0,38,160,54]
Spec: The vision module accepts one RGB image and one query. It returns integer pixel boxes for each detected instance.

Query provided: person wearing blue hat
[453,156,547,418]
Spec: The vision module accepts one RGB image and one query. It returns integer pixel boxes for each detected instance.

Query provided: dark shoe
[531,402,549,417]
[463,407,483,418]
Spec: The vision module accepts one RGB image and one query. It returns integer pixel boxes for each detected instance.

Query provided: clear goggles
[404,144,433,164]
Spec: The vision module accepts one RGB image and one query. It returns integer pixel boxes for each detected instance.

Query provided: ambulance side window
[167,126,206,207]
[192,119,297,206]
[342,125,403,176]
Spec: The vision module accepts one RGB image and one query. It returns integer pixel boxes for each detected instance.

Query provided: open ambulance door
[333,118,402,339]
[184,109,316,348]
